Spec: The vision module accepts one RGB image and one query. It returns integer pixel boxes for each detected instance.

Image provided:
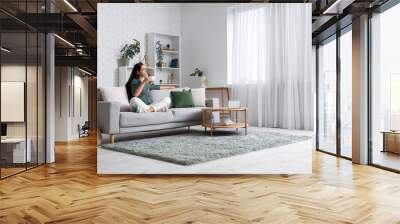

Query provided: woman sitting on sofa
[126,62,171,113]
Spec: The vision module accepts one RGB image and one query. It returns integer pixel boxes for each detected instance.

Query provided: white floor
[97,127,314,174]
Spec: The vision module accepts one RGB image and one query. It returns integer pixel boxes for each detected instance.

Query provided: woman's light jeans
[130,97,171,113]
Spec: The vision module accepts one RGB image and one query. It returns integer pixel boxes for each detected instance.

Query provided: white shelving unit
[118,32,181,87]
[146,32,181,86]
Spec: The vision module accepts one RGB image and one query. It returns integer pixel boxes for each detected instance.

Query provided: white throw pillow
[99,86,131,112]
[150,87,190,108]
[150,89,172,108]
[191,88,206,107]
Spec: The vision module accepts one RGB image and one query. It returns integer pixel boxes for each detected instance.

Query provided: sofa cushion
[150,89,170,105]
[170,107,203,122]
[191,88,206,107]
[150,87,189,108]
[99,87,131,112]
[171,90,194,108]
[120,111,173,127]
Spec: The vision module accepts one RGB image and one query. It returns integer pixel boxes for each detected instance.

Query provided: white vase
[200,76,208,88]
[119,57,130,66]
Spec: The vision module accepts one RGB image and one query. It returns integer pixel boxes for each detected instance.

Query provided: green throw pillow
[171,90,194,108]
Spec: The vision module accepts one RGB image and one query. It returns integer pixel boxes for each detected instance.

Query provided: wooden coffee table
[201,107,248,136]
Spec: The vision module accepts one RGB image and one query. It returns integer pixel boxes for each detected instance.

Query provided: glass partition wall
[370,3,400,171]
[339,29,352,158]
[317,36,337,155]
[316,27,352,159]
[0,2,46,179]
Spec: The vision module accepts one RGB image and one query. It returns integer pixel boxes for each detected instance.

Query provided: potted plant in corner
[190,68,208,88]
[119,39,141,66]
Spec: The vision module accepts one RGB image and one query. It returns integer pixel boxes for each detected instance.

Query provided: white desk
[1,138,31,163]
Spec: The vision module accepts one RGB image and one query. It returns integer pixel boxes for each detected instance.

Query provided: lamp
[1,47,11,53]
[78,67,93,76]
[322,0,354,15]
[54,34,75,48]
[63,0,78,12]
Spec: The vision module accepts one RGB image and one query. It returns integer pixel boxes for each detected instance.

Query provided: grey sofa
[98,91,217,143]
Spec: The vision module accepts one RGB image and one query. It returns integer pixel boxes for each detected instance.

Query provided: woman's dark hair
[126,62,143,101]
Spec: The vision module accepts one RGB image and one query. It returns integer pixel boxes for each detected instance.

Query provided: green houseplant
[190,68,208,87]
[120,39,141,66]
[189,68,203,77]
[155,41,164,68]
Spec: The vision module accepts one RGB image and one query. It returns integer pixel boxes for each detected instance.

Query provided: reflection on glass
[27,32,38,169]
[38,33,46,165]
[340,30,352,158]
[371,3,400,171]
[0,0,47,178]
[390,75,400,130]
[1,32,27,177]
[318,38,337,154]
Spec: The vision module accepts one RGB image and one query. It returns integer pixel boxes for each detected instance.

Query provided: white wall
[97,3,181,87]
[55,67,89,141]
[1,65,43,137]
[97,3,233,88]
[55,67,70,141]
[76,74,89,123]
[72,74,89,138]
[181,3,232,88]
[1,64,47,164]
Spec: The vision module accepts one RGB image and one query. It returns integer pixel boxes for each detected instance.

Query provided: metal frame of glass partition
[315,24,352,161]
[0,1,47,180]
[316,0,400,173]
[367,0,400,173]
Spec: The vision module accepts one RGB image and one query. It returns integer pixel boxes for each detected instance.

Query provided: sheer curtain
[228,3,314,130]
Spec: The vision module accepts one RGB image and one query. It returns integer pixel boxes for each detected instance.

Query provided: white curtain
[228,3,314,130]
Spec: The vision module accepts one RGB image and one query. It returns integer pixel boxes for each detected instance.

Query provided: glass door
[317,36,337,155]
[339,28,352,158]
[317,25,353,159]
[0,1,46,179]
[370,3,400,171]
[1,30,28,178]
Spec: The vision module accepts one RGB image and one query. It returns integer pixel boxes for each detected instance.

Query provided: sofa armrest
[97,101,120,134]
[205,98,220,108]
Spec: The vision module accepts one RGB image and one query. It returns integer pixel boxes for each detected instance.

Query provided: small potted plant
[119,39,141,66]
[190,68,208,87]
[155,41,164,68]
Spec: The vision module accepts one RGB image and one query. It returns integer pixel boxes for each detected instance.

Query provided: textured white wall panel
[97,3,181,87]
[181,3,232,88]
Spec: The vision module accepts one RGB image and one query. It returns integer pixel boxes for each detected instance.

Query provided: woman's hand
[142,72,150,83]
[134,74,149,97]
[142,76,150,83]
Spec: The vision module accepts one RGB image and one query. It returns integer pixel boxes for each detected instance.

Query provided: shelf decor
[170,58,178,68]
[118,33,181,87]
[190,68,208,88]
[146,32,181,85]
[155,41,164,68]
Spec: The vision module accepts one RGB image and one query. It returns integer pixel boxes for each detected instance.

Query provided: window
[317,25,353,159]
[390,74,400,130]
[226,6,268,85]
[370,3,400,171]
[0,2,47,179]
[318,37,337,154]
[340,29,352,158]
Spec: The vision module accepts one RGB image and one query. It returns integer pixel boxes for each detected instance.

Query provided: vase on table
[200,76,208,88]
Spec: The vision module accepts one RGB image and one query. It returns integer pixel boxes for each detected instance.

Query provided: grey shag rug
[101,127,311,166]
